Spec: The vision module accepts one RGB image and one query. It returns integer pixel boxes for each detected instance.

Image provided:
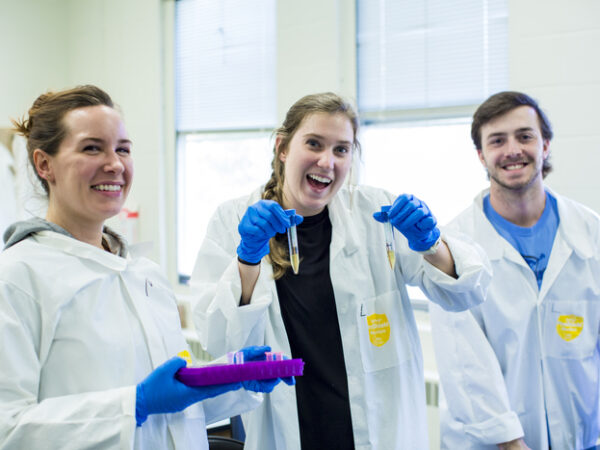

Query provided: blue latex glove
[239,346,296,392]
[136,357,241,426]
[237,200,304,264]
[373,194,441,252]
[280,356,296,387]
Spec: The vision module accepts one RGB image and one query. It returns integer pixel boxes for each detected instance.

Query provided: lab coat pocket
[544,300,600,359]
[357,290,411,373]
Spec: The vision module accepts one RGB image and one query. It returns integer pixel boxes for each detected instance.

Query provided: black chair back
[207,436,244,450]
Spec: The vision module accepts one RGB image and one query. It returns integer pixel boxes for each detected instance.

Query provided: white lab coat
[0,230,260,450]
[430,188,600,449]
[192,185,491,450]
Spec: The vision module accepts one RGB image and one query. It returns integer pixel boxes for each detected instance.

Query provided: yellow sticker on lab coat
[367,313,390,347]
[556,315,584,341]
[177,350,193,366]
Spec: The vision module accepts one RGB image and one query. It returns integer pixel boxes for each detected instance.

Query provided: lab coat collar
[246,187,264,210]
[471,186,592,262]
[549,186,595,260]
[470,189,530,268]
[34,230,129,271]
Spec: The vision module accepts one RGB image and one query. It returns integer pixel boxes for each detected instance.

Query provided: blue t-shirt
[483,191,559,289]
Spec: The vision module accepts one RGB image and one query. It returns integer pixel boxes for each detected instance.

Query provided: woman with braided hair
[191,92,491,449]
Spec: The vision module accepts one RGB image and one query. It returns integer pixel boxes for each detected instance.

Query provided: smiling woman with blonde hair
[0,85,281,449]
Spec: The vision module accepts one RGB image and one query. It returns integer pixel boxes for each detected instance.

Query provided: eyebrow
[486,127,536,139]
[303,133,352,145]
[515,127,536,133]
[81,137,132,145]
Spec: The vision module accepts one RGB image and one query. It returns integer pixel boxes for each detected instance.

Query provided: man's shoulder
[554,193,600,244]
[554,192,600,220]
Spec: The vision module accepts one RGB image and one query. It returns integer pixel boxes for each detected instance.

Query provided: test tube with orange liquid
[380,205,396,270]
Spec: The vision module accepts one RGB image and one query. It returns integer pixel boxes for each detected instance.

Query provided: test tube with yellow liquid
[285,209,300,275]
[380,205,396,270]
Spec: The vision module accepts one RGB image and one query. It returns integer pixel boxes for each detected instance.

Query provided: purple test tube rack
[176,358,304,386]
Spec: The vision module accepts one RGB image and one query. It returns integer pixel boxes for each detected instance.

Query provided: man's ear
[542,139,550,160]
[33,148,54,183]
[476,148,486,167]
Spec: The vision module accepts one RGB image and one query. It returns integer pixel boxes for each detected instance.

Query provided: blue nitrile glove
[237,200,304,264]
[136,357,242,426]
[281,355,296,387]
[239,346,296,392]
[373,194,441,252]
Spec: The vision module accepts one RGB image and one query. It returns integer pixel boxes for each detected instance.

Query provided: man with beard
[430,91,600,449]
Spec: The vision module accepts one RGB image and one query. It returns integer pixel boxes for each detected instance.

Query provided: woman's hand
[237,200,302,264]
[135,357,241,426]
[237,200,303,304]
[374,194,440,252]
[237,346,295,392]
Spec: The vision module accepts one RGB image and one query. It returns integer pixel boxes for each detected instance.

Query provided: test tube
[233,351,244,364]
[265,351,283,362]
[285,209,300,275]
[380,206,396,270]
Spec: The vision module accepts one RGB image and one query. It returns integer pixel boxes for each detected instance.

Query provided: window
[175,0,276,278]
[356,0,508,303]
[177,132,273,276]
[358,119,488,226]
[357,0,508,116]
[175,0,276,131]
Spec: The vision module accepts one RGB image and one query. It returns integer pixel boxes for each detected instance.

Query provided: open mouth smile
[306,174,332,189]
[92,184,123,192]
[502,161,528,171]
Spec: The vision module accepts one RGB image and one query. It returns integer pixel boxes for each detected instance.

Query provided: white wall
[276,0,356,121]
[509,0,600,213]
[0,0,69,124]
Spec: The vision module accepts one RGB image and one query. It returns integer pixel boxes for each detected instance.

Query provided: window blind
[175,0,276,132]
[357,0,508,114]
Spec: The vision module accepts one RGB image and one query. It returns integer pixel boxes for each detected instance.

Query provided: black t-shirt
[275,207,355,450]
